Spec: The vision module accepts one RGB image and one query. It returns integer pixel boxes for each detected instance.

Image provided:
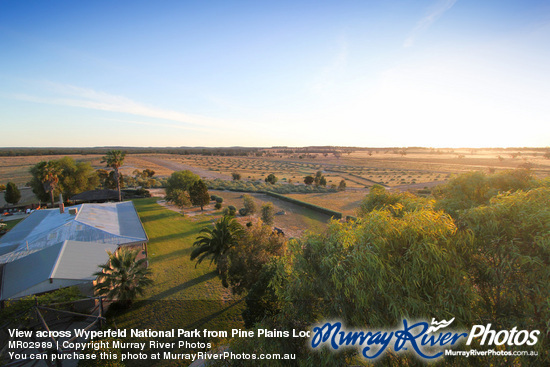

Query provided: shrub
[239,208,248,216]
[223,206,237,216]
[215,196,224,204]
[260,202,275,225]
[265,174,278,184]
[242,194,257,215]
[215,202,222,210]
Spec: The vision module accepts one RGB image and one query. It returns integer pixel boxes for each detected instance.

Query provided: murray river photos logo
[310,318,540,360]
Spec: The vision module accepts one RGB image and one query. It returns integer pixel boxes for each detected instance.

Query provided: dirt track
[139,156,232,180]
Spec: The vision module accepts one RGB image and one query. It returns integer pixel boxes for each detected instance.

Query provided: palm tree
[191,216,245,271]
[94,247,152,307]
[101,150,126,201]
[38,161,62,207]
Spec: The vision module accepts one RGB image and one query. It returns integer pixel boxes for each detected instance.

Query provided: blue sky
[1,0,549,147]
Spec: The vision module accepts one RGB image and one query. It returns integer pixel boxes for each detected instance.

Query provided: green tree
[242,194,257,215]
[232,172,241,180]
[189,179,210,210]
[223,205,237,217]
[133,169,156,188]
[221,220,287,295]
[460,187,550,343]
[338,179,346,191]
[165,170,199,197]
[32,160,62,207]
[93,247,152,307]
[30,158,99,203]
[4,182,21,205]
[101,150,126,202]
[241,258,287,329]
[142,169,155,178]
[265,174,278,184]
[358,184,431,217]
[57,157,99,198]
[260,202,275,225]
[224,207,476,366]
[433,169,537,218]
[314,170,324,186]
[303,175,314,185]
[166,189,191,211]
[190,216,245,274]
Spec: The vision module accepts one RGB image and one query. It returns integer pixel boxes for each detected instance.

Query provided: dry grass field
[2,148,549,218]
[154,189,331,238]
[141,148,550,188]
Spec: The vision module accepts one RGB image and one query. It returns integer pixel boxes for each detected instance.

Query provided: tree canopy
[260,202,275,225]
[265,174,278,184]
[165,170,199,197]
[4,182,21,205]
[189,179,210,210]
[217,169,549,366]
[242,194,257,215]
[29,157,99,203]
[433,169,537,217]
[221,220,287,296]
[29,160,62,206]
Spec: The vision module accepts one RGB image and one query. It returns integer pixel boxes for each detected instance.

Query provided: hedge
[263,192,343,219]
[204,179,337,194]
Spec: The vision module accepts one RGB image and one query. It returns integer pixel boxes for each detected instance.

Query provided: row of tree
[303,170,346,190]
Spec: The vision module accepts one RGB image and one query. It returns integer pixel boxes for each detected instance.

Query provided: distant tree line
[0,147,262,157]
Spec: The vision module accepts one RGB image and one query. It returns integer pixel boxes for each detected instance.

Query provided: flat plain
[2,147,549,215]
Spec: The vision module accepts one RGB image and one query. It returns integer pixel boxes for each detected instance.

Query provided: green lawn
[0,218,24,237]
[107,198,244,366]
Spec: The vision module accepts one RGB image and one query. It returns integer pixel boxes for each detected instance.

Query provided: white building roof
[0,201,147,264]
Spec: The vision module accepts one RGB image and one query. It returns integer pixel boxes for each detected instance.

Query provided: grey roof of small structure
[0,201,147,264]
[1,240,119,300]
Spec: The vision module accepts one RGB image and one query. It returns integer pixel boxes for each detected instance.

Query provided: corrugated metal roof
[1,242,63,300]
[76,201,147,240]
[51,240,118,280]
[0,202,147,264]
[1,240,120,300]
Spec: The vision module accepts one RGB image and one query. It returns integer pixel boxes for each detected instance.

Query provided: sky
[0,0,549,148]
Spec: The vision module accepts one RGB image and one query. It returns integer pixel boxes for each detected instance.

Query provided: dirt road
[139,156,232,180]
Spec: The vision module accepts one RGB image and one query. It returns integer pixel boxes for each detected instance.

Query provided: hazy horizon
[1,1,549,148]
[0,145,548,150]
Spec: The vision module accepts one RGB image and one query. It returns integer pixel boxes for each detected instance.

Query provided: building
[0,201,148,300]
